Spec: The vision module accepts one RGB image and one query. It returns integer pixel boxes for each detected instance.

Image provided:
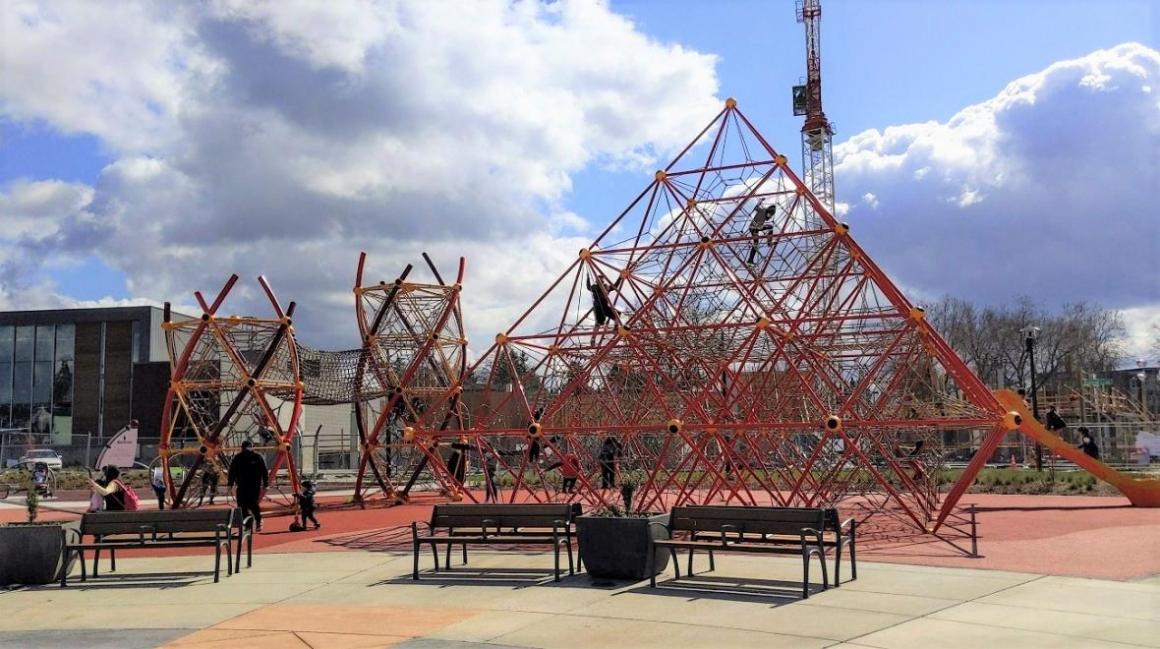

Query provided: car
[18,449,63,471]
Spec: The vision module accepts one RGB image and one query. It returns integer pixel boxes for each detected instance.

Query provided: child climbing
[746,203,777,265]
[587,273,624,327]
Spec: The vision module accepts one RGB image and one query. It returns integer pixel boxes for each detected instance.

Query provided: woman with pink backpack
[88,465,140,511]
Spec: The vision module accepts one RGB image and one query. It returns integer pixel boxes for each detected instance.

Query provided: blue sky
[0,0,1156,353]
[575,0,1156,229]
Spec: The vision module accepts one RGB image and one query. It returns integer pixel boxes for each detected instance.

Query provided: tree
[927,296,1124,389]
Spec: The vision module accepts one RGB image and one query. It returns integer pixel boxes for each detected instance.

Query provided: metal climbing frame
[406,98,1020,532]
[350,253,469,503]
[159,275,303,509]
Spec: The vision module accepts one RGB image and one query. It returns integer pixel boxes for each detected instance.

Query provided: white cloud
[0,0,720,349]
[836,43,1160,329]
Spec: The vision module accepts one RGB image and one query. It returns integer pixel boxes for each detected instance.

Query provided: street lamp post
[1023,326,1043,471]
[1137,359,1147,414]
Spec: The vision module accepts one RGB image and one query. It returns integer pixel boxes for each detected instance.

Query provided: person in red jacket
[560,452,581,493]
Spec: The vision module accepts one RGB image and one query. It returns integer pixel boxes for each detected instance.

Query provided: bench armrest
[480,518,500,537]
[63,526,83,544]
[840,518,856,537]
[647,521,671,539]
[800,527,824,545]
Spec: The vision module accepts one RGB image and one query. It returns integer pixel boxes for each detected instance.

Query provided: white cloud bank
[0,0,720,350]
[835,43,1159,360]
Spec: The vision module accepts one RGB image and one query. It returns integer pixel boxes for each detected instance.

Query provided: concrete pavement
[2,549,1158,648]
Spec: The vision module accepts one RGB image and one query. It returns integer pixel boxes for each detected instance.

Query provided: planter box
[577,513,670,581]
[0,523,75,587]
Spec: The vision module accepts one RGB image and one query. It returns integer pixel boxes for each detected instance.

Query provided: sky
[0,0,1157,360]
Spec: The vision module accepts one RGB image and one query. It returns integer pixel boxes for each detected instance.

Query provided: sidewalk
[2,550,1158,648]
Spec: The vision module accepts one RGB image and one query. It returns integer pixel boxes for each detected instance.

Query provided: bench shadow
[45,571,213,590]
[622,574,822,605]
[374,566,567,588]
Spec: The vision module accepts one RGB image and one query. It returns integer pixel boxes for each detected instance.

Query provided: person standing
[484,452,499,503]
[228,441,268,532]
[198,463,219,506]
[597,436,622,490]
[296,479,321,530]
[150,465,167,510]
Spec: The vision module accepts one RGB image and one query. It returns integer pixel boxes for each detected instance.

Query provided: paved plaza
[2,548,1159,649]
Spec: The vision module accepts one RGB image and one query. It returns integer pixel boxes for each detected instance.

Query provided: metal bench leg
[834,539,842,587]
[708,549,715,572]
[445,542,453,568]
[60,546,72,587]
[670,548,680,580]
[214,542,222,583]
[92,547,100,578]
[412,537,420,580]
[649,544,658,587]
[553,543,561,582]
[687,548,694,576]
[850,533,857,580]
[110,548,116,573]
[802,549,810,599]
[430,543,440,572]
[77,548,87,583]
[566,538,575,575]
[818,550,829,591]
[462,543,468,565]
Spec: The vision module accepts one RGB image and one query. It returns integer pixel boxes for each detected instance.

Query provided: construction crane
[792,0,835,214]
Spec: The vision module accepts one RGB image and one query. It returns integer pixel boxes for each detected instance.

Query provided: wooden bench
[650,506,837,598]
[411,503,580,582]
[61,509,237,587]
[687,506,856,587]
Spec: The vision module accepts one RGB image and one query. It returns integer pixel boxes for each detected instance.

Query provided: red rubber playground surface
[9,492,1159,581]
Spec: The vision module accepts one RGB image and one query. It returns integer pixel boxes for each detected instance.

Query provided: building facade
[0,307,171,445]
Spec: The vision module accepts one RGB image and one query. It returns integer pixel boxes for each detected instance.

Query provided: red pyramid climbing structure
[409,98,1159,532]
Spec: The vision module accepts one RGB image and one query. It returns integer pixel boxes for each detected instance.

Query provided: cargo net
[296,344,391,405]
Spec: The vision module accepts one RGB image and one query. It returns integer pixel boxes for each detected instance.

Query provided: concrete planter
[0,523,74,587]
[577,513,670,581]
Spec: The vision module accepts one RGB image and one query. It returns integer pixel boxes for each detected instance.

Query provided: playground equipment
[158,255,467,508]
[346,252,468,503]
[159,275,303,508]
[404,98,1160,532]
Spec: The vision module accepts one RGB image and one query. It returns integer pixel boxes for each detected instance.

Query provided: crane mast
[793,0,835,214]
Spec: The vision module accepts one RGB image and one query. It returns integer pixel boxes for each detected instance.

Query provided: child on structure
[587,274,624,327]
[296,479,321,529]
[746,203,777,265]
[560,451,581,493]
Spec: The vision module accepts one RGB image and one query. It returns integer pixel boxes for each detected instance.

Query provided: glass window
[55,325,74,364]
[0,361,11,403]
[33,361,53,403]
[13,361,31,402]
[34,325,54,363]
[0,326,13,363]
[14,326,33,362]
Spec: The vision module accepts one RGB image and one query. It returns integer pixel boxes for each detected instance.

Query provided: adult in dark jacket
[228,440,269,531]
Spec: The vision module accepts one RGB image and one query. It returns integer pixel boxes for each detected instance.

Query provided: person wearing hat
[228,440,269,531]
[1077,427,1100,460]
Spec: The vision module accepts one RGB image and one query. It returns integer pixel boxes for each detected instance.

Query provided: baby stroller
[32,461,55,498]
